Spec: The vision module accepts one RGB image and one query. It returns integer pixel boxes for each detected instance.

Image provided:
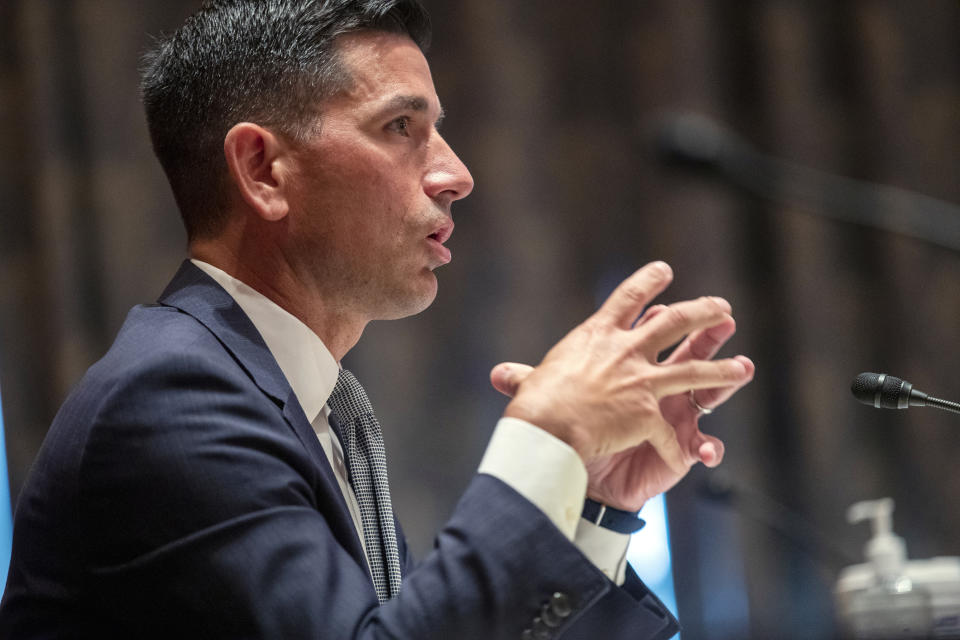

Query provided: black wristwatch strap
[581,498,646,534]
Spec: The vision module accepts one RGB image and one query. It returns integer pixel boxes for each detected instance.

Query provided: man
[0,1,754,638]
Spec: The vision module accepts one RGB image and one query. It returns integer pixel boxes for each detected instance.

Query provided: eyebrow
[381,94,446,128]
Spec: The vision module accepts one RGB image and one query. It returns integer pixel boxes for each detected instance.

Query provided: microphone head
[851,372,883,404]
[851,372,911,409]
[653,112,737,170]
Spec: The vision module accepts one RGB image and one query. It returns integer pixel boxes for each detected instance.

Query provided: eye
[387,116,411,137]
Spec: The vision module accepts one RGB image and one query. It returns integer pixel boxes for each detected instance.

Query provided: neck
[190,239,367,361]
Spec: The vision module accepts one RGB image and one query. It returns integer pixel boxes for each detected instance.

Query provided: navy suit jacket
[0,261,679,639]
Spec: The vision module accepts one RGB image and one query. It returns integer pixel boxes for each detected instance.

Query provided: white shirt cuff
[478,417,631,585]
[478,417,587,540]
[573,518,631,586]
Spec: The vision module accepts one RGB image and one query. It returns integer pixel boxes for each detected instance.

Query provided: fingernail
[701,442,717,465]
[652,261,672,277]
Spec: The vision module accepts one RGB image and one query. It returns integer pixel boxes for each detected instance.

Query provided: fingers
[592,262,674,330]
[632,296,732,360]
[688,355,755,408]
[489,362,534,397]
[662,312,749,415]
[648,416,688,476]
[693,432,725,467]
[654,357,752,398]
[663,315,737,365]
[635,304,668,327]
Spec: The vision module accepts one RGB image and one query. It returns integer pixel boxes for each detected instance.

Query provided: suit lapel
[156,260,368,566]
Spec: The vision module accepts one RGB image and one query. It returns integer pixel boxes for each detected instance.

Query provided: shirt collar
[190,259,338,423]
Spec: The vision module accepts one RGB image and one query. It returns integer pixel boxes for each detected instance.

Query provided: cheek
[294,141,425,246]
[320,154,407,216]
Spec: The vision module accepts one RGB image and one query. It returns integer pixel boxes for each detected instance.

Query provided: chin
[378,274,438,320]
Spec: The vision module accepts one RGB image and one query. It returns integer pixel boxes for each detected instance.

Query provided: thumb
[489,362,535,397]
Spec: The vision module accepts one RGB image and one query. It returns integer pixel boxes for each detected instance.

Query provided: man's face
[284,30,473,322]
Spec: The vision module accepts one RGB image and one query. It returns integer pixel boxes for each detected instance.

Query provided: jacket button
[531,617,552,639]
[540,602,562,628]
[550,592,573,618]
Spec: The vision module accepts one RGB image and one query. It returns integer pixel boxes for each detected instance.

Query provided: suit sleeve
[78,350,677,639]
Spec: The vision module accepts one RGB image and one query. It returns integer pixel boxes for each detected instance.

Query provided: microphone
[851,372,960,415]
[653,112,960,254]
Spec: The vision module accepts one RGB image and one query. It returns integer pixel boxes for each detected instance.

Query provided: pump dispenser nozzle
[847,498,907,584]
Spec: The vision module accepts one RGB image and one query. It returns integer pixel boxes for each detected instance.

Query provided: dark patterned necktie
[326,368,402,603]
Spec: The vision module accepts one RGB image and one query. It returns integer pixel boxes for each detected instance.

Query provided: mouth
[427,220,454,245]
[426,220,454,266]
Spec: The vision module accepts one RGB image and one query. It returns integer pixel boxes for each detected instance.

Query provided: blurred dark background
[2,1,959,637]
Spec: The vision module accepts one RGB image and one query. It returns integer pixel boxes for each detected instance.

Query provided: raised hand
[492,262,754,511]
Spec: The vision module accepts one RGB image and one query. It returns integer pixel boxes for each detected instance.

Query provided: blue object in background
[628,494,679,636]
[0,387,12,596]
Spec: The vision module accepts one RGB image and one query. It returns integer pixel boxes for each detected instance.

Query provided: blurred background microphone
[653,112,960,253]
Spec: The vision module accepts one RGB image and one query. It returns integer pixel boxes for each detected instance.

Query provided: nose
[423,133,474,204]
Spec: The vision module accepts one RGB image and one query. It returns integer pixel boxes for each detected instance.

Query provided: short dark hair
[141,0,431,241]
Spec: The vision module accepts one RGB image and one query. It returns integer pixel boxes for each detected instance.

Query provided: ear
[223,122,290,222]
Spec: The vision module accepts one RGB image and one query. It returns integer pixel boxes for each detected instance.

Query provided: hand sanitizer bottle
[835,498,933,639]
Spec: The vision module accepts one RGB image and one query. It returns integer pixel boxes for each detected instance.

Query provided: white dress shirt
[192,259,630,584]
